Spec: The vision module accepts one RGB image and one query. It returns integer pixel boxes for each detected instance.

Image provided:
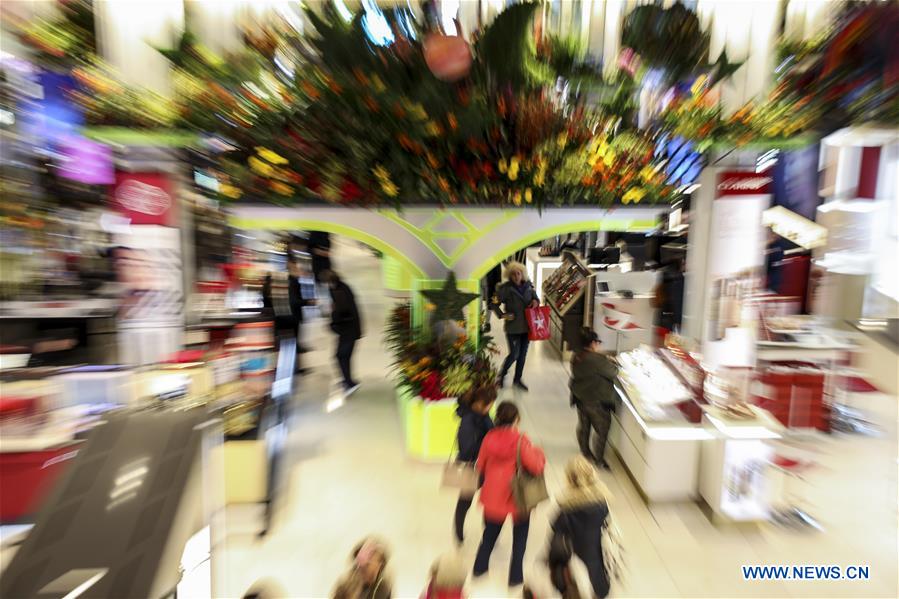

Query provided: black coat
[552,501,610,598]
[492,280,539,335]
[329,281,362,340]
[288,275,314,323]
[570,351,618,409]
[455,403,494,463]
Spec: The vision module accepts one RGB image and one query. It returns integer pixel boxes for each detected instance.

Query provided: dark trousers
[577,402,613,463]
[454,495,473,542]
[336,335,356,387]
[500,332,530,383]
[473,515,530,586]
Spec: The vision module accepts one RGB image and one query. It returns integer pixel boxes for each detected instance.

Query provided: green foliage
[622,3,710,83]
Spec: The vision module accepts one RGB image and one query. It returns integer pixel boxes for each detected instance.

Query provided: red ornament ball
[423,33,472,82]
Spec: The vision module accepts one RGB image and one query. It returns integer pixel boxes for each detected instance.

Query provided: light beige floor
[217,240,898,599]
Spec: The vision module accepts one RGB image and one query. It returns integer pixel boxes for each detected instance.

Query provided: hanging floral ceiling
[17,1,899,209]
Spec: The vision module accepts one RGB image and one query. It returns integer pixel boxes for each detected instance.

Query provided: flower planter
[396,386,459,462]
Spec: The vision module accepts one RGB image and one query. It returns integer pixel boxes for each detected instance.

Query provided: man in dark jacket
[324,270,362,395]
[570,329,618,469]
[491,262,539,391]
[453,388,495,543]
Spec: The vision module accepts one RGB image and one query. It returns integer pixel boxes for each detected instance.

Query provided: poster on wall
[704,171,772,370]
[114,225,184,365]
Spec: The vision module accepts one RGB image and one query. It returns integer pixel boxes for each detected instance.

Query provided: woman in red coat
[473,401,546,588]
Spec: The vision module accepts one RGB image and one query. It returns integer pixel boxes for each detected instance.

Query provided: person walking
[491,262,539,391]
[569,328,618,469]
[453,387,496,544]
[332,537,392,599]
[551,456,613,598]
[324,270,362,395]
[420,552,467,599]
[473,401,546,588]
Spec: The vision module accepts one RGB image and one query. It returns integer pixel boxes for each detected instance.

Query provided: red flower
[419,371,446,401]
[340,178,364,203]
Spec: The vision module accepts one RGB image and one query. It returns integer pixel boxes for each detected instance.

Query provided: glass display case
[541,252,595,354]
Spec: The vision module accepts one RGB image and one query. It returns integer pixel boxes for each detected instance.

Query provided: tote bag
[511,436,549,512]
[440,438,479,497]
[525,306,552,341]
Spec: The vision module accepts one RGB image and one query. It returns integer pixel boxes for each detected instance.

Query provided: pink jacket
[476,427,546,521]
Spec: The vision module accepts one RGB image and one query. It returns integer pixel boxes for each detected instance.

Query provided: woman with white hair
[490,261,539,390]
[550,456,613,598]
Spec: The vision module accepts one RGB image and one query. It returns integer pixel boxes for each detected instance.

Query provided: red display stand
[0,444,78,522]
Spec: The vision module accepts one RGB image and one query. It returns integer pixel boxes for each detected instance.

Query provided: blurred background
[0,1,897,598]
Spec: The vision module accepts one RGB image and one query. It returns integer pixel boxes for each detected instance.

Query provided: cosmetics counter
[610,343,783,521]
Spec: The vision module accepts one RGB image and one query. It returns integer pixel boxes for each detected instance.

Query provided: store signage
[716,171,773,196]
[111,172,176,225]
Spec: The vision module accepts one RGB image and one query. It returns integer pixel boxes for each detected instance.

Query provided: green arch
[227,216,428,280]
[467,217,657,280]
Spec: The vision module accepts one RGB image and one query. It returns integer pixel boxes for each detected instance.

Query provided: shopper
[491,262,539,391]
[288,256,317,368]
[324,270,363,395]
[547,528,583,599]
[654,256,685,334]
[551,456,612,598]
[569,328,618,469]
[473,401,546,588]
[453,386,496,544]
[332,537,392,599]
[421,552,467,599]
[309,230,333,283]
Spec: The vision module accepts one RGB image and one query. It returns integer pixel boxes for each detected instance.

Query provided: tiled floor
[217,240,898,598]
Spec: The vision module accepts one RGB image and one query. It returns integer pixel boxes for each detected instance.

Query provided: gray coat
[492,280,539,335]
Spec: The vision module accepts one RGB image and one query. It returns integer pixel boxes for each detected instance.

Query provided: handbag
[441,437,480,497]
[511,435,549,513]
[601,506,626,583]
[525,305,551,341]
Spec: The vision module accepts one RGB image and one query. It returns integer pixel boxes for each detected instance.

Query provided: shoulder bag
[440,437,480,497]
[511,435,549,513]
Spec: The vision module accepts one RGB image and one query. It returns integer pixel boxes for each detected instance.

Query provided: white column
[94,0,184,97]
[602,0,626,77]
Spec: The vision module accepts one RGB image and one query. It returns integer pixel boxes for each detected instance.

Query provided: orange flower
[437,176,450,192]
[327,78,342,94]
[426,152,440,169]
[353,68,369,86]
[392,103,406,119]
[364,95,379,112]
[447,113,458,131]
[301,81,320,100]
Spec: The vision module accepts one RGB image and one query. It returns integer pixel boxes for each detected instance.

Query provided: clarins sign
[716,171,773,196]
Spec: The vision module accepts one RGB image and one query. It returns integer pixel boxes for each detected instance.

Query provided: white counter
[699,405,783,522]
[594,294,656,352]
[609,386,711,502]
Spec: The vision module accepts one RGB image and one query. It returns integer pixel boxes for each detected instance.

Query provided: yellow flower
[622,188,647,204]
[508,156,520,181]
[512,190,522,206]
[220,184,242,199]
[425,302,436,311]
[534,169,545,187]
[271,181,293,196]
[638,165,658,182]
[405,102,428,121]
[248,156,274,177]
[557,133,569,149]
[498,158,507,173]
[525,188,533,203]
[371,75,386,93]
[256,148,287,164]
[381,180,399,197]
[373,164,390,182]
[424,121,442,137]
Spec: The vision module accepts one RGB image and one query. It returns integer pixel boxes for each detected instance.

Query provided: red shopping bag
[526,306,551,341]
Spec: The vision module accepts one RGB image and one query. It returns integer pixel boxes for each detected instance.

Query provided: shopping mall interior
[1,1,897,598]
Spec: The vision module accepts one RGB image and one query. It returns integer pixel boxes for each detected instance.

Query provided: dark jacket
[552,501,610,598]
[309,231,332,281]
[330,280,362,340]
[455,402,494,463]
[492,280,538,335]
[570,351,618,409]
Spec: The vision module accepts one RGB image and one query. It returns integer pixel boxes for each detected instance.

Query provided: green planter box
[396,387,459,462]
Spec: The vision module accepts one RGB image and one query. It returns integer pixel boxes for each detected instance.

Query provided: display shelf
[617,346,693,421]
[542,252,593,316]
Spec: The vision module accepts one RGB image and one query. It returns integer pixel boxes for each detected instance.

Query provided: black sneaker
[513,380,529,392]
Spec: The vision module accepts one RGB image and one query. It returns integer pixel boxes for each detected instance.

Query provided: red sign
[111,172,176,225]
[716,170,773,197]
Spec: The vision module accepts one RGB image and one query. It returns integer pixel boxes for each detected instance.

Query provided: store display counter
[699,404,782,523]
[526,248,579,295]
[609,386,711,502]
